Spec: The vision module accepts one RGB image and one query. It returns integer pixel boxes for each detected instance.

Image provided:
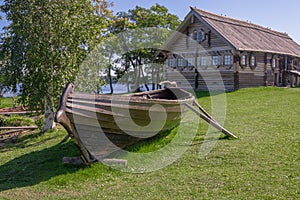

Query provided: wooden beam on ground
[0,126,38,130]
[0,111,36,115]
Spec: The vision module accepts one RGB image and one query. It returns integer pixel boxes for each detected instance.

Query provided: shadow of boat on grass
[0,141,83,192]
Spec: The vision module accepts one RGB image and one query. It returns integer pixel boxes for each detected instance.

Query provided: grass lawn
[0,87,299,199]
[0,98,14,109]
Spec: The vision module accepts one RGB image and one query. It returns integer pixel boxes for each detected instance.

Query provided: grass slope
[0,87,299,199]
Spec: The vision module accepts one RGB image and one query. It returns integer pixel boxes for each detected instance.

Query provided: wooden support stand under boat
[55,83,237,165]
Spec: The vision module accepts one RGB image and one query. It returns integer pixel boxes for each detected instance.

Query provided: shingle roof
[191,7,300,57]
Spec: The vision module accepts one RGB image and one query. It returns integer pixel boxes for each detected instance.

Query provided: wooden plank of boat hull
[67,108,182,127]
[67,109,183,126]
[65,105,184,122]
[69,116,180,136]
[66,98,186,113]
[66,107,183,126]
[71,88,194,103]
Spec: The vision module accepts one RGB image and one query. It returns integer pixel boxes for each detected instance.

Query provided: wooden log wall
[165,69,235,91]
[236,52,267,89]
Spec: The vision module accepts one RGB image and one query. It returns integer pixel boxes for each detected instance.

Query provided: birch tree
[0,0,112,132]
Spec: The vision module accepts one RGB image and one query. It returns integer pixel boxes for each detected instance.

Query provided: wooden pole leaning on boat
[184,101,238,139]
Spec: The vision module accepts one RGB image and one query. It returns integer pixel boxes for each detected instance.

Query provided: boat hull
[55,83,195,164]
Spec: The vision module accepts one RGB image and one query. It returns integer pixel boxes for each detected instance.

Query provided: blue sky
[1,0,300,43]
[113,0,300,43]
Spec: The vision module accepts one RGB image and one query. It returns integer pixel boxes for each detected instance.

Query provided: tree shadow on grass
[0,140,84,191]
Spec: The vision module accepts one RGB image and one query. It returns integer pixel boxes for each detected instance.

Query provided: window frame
[168,58,175,68]
[224,55,232,66]
[272,58,277,69]
[200,56,207,67]
[212,55,220,66]
[250,55,256,68]
[197,31,204,42]
[240,55,247,66]
[177,58,184,67]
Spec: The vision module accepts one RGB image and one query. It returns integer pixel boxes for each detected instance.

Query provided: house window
[250,55,256,67]
[197,31,204,41]
[272,58,277,69]
[177,58,183,67]
[224,55,232,65]
[187,58,193,67]
[241,55,247,66]
[212,56,220,66]
[201,56,207,66]
[169,58,175,67]
[192,30,205,42]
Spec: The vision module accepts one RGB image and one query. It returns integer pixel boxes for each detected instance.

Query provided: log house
[164,7,300,91]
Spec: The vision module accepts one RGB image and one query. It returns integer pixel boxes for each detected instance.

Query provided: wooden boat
[55,83,237,165]
[55,83,196,164]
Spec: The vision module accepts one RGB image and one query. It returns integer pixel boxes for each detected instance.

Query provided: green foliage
[0,87,299,199]
[0,0,112,111]
[105,4,181,90]
[127,4,181,29]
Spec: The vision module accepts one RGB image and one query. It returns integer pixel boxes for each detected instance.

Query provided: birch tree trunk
[41,97,56,133]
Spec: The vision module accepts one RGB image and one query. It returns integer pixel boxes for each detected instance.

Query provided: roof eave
[237,48,300,58]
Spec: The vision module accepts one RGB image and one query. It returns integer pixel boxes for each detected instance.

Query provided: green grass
[0,98,14,109]
[0,87,299,199]
[0,115,36,127]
